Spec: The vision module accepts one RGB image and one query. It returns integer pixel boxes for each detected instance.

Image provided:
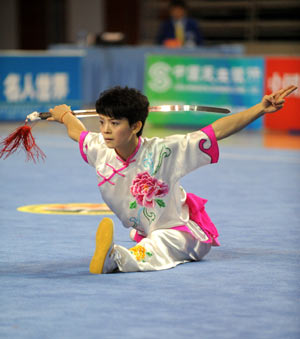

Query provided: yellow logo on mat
[17,203,113,215]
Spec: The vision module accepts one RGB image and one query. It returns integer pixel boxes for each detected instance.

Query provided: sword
[26,105,230,122]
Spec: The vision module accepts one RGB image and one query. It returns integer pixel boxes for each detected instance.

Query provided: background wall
[0,0,18,49]
[0,0,105,50]
[1,0,299,53]
[67,0,104,44]
[141,0,300,44]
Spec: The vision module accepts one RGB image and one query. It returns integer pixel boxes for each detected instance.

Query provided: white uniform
[79,125,220,272]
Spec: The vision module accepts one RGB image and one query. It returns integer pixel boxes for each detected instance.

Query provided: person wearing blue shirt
[156,0,203,47]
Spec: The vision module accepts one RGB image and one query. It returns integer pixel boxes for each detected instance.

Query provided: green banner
[144,54,264,128]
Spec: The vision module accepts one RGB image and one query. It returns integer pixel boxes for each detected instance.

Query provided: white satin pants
[109,229,211,273]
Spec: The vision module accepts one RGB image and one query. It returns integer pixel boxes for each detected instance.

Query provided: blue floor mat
[1,125,300,339]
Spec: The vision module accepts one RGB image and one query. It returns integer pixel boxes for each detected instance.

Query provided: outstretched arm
[211,85,297,141]
[48,104,87,142]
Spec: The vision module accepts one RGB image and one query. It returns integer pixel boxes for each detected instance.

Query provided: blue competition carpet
[0,122,300,339]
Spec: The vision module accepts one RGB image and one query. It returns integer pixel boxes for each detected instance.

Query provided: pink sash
[184,193,220,246]
[133,192,220,246]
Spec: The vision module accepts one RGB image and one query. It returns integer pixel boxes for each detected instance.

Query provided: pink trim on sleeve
[199,125,219,163]
[79,131,89,163]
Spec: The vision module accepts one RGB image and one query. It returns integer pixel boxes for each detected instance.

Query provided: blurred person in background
[156,0,203,47]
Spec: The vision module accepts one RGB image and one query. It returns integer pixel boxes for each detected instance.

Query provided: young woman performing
[48,85,297,274]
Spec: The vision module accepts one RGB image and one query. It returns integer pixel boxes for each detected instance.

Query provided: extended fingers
[281,85,297,98]
[277,85,297,99]
[263,85,296,113]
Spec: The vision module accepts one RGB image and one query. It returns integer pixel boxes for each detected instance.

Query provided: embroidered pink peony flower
[130,172,169,208]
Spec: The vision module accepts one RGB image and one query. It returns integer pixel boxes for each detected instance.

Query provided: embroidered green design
[129,201,137,209]
[155,199,165,207]
[143,207,156,224]
[153,145,171,175]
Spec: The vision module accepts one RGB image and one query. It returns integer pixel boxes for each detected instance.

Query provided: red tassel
[0,122,46,162]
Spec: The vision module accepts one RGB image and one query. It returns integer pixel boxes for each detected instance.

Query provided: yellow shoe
[89,217,115,274]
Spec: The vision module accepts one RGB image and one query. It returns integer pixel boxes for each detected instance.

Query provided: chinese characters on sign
[4,73,69,102]
[267,72,300,98]
[172,64,262,95]
[145,55,264,129]
[0,54,82,120]
[174,64,261,86]
[146,55,264,100]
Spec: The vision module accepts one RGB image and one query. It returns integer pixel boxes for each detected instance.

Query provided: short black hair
[169,0,187,9]
[95,86,149,137]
